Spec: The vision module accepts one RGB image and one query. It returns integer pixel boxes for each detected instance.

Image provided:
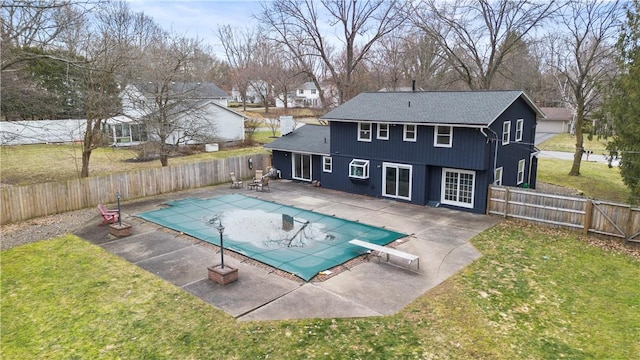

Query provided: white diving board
[349,239,419,270]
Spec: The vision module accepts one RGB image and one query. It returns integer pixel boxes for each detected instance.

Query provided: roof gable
[321,90,543,127]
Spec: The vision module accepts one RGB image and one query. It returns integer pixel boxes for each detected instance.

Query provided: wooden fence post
[583,200,593,235]
[504,187,510,218]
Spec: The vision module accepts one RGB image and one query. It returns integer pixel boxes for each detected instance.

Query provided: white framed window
[502,121,511,145]
[323,156,332,173]
[311,89,316,94]
[517,159,525,184]
[494,167,503,185]
[515,119,523,142]
[349,159,369,179]
[434,126,453,147]
[441,168,475,209]
[383,162,412,200]
[377,123,389,140]
[298,89,304,95]
[358,122,372,142]
[403,124,417,142]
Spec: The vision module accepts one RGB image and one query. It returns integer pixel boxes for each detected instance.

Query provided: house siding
[267,92,540,214]
[330,122,490,170]
[270,151,324,183]
[490,97,538,188]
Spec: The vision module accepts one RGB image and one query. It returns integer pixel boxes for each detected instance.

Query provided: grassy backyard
[537,133,610,154]
[0,137,271,186]
[2,221,638,359]
[537,158,630,203]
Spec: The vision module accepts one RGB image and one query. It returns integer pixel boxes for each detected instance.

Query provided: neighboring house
[265,90,544,213]
[106,82,246,146]
[538,107,573,133]
[231,81,270,104]
[276,82,323,108]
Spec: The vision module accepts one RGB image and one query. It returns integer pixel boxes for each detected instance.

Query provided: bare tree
[129,34,214,166]
[546,0,623,176]
[217,25,258,111]
[1,0,97,71]
[412,0,559,90]
[258,0,408,105]
[78,1,152,177]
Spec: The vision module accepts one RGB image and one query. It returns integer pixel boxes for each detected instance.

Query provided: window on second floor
[311,89,316,94]
[515,119,524,142]
[349,159,370,179]
[517,159,525,184]
[502,121,511,145]
[404,124,417,142]
[298,89,304,95]
[434,126,453,147]
[377,123,389,140]
[358,122,372,142]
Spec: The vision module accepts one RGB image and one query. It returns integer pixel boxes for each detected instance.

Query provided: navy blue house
[265,90,544,213]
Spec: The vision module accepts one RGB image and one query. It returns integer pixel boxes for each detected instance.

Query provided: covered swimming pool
[137,194,407,281]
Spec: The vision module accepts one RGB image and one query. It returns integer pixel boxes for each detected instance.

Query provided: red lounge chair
[98,204,119,225]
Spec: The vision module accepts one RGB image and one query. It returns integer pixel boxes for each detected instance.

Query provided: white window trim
[502,121,511,145]
[494,167,503,185]
[382,162,412,201]
[358,122,372,142]
[403,124,417,142]
[441,168,475,209]
[323,156,332,173]
[377,123,389,140]
[349,159,370,179]
[434,126,453,148]
[515,119,524,142]
[517,159,525,185]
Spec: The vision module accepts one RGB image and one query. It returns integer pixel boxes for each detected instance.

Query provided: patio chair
[254,175,270,191]
[98,204,119,225]
[254,169,263,183]
[230,172,243,189]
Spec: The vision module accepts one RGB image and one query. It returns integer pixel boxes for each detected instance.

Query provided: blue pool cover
[137,194,406,281]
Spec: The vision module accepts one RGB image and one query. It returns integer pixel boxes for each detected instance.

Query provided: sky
[126,0,263,58]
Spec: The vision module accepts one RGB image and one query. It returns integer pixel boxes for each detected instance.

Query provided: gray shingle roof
[264,124,330,155]
[321,90,542,126]
[135,81,228,99]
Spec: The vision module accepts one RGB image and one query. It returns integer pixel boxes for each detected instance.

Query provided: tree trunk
[80,149,91,178]
[160,154,169,167]
[569,118,584,176]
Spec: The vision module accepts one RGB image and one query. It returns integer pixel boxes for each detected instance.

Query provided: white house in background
[230,81,270,104]
[538,107,573,133]
[106,82,246,146]
[276,81,323,108]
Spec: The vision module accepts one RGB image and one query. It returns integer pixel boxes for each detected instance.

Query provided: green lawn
[2,223,638,359]
[538,133,610,154]
[537,158,630,203]
[0,143,269,186]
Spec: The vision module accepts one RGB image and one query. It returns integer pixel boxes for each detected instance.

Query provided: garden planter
[109,223,132,237]
[207,265,238,285]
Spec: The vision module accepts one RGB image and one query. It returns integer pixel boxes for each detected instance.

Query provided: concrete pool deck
[74,180,501,321]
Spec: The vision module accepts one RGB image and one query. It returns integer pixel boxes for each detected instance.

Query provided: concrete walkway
[75,181,500,321]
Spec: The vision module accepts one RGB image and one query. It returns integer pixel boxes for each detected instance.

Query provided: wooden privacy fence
[487,186,640,243]
[0,154,270,225]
